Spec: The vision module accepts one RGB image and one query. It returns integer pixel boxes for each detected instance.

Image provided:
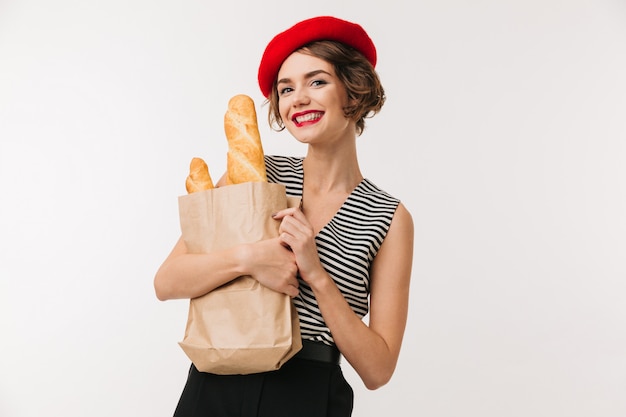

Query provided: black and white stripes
[265,155,400,345]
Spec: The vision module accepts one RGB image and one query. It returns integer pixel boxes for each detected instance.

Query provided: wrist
[305,268,334,293]
[230,243,252,277]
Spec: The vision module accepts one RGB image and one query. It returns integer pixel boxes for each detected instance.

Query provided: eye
[278,86,293,96]
[311,79,327,87]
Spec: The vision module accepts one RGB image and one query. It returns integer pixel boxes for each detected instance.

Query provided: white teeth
[295,113,321,123]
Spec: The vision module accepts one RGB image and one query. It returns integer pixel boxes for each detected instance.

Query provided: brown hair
[266,40,386,136]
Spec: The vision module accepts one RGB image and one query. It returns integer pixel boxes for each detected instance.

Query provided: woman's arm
[275,203,414,389]
[346,203,413,388]
[154,235,300,301]
[154,173,301,301]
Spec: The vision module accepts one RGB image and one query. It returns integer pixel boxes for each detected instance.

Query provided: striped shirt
[265,155,400,345]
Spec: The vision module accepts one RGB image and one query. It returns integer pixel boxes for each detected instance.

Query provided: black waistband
[294,340,341,365]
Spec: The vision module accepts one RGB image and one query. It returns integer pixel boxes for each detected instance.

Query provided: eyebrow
[277,69,332,86]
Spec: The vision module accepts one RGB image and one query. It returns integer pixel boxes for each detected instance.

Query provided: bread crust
[185,157,214,193]
[224,95,267,184]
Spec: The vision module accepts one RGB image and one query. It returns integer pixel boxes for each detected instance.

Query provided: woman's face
[276,51,354,145]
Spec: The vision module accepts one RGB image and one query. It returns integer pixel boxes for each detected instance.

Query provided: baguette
[185,157,214,193]
[224,94,267,184]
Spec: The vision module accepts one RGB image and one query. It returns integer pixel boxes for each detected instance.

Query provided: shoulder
[372,201,414,275]
[386,202,414,262]
[366,180,413,248]
[264,155,304,194]
[390,202,414,235]
[354,179,402,219]
[264,155,303,168]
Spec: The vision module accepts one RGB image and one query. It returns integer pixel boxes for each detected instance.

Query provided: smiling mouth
[293,112,323,126]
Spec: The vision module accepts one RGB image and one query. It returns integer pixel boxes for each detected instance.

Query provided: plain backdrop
[1,1,625,416]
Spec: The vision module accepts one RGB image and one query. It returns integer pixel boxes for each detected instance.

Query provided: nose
[291,88,310,107]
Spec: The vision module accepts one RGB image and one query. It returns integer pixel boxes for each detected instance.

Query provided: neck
[303,144,363,193]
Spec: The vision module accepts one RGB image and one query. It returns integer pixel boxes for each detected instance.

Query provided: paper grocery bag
[177,181,302,375]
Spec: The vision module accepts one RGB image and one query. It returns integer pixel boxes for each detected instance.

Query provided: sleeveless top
[265,155,400,345]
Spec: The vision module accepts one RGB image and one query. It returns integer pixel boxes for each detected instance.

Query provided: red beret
[257,16,377,98]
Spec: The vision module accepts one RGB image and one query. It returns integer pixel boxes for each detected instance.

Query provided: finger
[278,231,295,249]
[280,268,300,297]
[279,218,314,243]
[286,284,299,298]
[271,206,302,220]
[278,235,292,251]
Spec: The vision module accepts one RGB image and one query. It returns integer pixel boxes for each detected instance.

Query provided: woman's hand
[243,237,300,297]
[272,207,327,286]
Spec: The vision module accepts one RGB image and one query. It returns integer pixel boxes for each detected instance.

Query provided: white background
[1,1,625,416]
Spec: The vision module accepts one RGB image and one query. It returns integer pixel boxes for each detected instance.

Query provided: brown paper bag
[177,181,302,375]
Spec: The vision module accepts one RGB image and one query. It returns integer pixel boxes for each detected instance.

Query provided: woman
[155,15,414,417]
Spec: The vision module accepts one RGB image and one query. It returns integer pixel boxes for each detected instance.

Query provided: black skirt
[173,351,353,417]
